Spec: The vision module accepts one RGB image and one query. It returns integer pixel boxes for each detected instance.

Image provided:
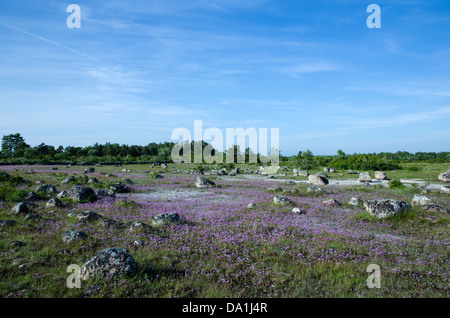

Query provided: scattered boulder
[308,174,329,186]
[247,202,256,209]
[292,207,306,214]
[438,172,450,183]
[375,171,387,180]
[76,211,102,222]
[348,197,363,206]
[46,198,64,209]
[25,191,40,201]
[57,191,70,199]
[307,186,323,193]
[63,230,88,243]
[441,186,450,194]
[230,168,240,175]
[84,167,95,173]
[24,214,40,221]
[129,221,152,232]
[0,220,16,228]
[412,194,437,207]
[152,212,181,226]
[359,172,372,183]
[80,247,138,280]
[211,169,227,176]
[110,182,129,193]
[195,177,216,189]
[422,204,449,213]
[95,189,116,199]
[122,178,133,184]
[61,177,75,184]
[323,199,341,205]
[36,184,57,194]
[347,170,358,174]
[69,185,97,202]
[317,172,328,178]
[297,170,309,177]
[101,219,122,228]
[11,202,29,215]
[10,241,24,247]
[421,205,448,213]
[284,180,296,185]
[364,199,411,219]
[0,172,11,180]
[88,177,99,184]
[273,195,295,206]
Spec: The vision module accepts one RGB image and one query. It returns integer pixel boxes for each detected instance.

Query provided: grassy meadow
[0,163,449,298]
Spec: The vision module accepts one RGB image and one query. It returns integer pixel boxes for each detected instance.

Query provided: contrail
[0,22,103,63]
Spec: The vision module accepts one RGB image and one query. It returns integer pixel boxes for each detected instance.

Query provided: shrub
[388,179,404,188]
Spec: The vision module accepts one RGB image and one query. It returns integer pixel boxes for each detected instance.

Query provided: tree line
[1,133,449,168]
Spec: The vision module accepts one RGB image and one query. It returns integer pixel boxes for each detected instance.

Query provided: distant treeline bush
[1,133,449,167]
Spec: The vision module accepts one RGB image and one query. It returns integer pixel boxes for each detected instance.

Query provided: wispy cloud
[0,22,103,63]
[338,107,450,130]
[280,62,341,77]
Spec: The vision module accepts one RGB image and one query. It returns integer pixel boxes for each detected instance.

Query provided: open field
[0,163,449,298]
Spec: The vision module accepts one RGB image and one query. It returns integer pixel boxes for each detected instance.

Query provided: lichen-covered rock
[11,202,29,215]
[308,175,329,186]
[57,191,70,199]
[80,248,138,280]
[0,172,11,180]
[88,177,99,184]
[109,182,129,193]
[76,211,102,222]
[307,186,323,193]
[273,195,295,206]
[375,171,387,180]
[292,207,306,214]
[412,194,436,207]
[63,230,88,243]
[364,199,411,219]
[25,191,40,201]
[297,170,309,177]
[195,176,216,188]
[438,172,450,182]
[68,185,97,202]
[152,212,181,226]
[359,172,372,182]
[61,176,75,184]
[36,184,57,194]
[323,199,341,206]
[45,198,64,209]
[129,221,152,232]
[348,197,363,206]
[0,220,16,228]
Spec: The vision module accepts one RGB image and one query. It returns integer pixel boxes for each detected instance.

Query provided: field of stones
[0,163,449,298]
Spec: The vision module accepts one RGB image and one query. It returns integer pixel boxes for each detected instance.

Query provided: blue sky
[0,0,449,156]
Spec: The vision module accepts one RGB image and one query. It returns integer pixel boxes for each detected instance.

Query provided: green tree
[1,133,30,158]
